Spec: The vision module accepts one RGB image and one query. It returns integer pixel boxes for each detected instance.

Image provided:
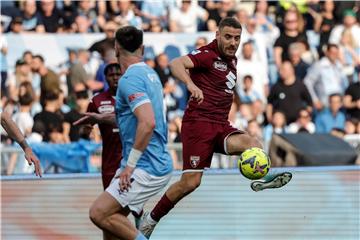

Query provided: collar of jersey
[127,61,146,70]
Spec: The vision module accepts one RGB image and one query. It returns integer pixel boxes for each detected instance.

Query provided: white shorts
[106,168,171,215]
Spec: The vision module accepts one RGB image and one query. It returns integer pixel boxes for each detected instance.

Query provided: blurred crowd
[1,0,360,172]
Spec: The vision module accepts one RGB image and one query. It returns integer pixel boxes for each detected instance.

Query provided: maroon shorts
[181,121,244,171]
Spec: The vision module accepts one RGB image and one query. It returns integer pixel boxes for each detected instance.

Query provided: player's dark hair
[219,17,242,31]
[115,26,143,53]
[104,63,121,75]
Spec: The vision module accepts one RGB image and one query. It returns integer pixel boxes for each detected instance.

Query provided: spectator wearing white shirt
[236,41,269,102]
[329,10,360,46]
[288,108,316,134]
[169,0,208,33]
[304,44,348,111]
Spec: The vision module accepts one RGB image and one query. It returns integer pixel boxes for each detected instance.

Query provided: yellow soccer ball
[238,147,271,180]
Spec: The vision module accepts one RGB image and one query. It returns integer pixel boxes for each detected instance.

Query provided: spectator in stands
[338,29,360,83]
[329,10,360,46]
[72,15,92,33]
[31,55,60,106]
[304,44,348,111]
[236,41,269,102]
[194,36,208,49]
[94,49,117,92]
[267,61,313,124]
[1,24,8,98]
[169,0,208,33]
[154,53,171,87]
[7,59,32,102]
[246,119,263,141]
[12,82,35,138]
[148,19,163,32]
[9,17,24,33]
[21,0,45,32]
[206,0,236,31]
[68,49,102,93]
[263,110,287,153]
[63,90,90,142]
[236,75,263,123]
[311,0,335,57]
[315,93,346,133]
[345,118,359,135]
[288,42,310,81]
[38,0,63,33]
[288,108,316,133]
[274,9,308,69]
[235,8,249,27]
[22,50,33,65]
[89,21,117,59]
[344,80,360,120]
[113,0,142,29]
[241,17,268,70]
[76,0,100,32]
[141,0,169,30]
[167,116,182,170]
[33,89,66,143]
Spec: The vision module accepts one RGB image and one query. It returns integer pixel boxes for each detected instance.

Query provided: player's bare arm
[170,56,204,104]
[119,102,155,192]
[73,112,116,126]
[1,112,42,177]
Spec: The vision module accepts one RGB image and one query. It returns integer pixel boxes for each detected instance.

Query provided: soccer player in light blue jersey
[87,26,173,240]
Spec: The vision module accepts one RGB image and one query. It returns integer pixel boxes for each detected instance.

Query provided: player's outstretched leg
[140,172,203,238]
[251,172,292,192]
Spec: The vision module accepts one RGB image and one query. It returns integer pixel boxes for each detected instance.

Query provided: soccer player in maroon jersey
[86,63,123,189]
[140,17,292,238]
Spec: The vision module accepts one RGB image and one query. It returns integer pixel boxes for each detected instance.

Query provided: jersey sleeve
[119,76,151,112]
[87,97,97,113]
[187,49,213,68]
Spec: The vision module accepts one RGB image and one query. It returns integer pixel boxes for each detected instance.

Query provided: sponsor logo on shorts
[128,92,145,102]
[190,155,200,168]
[213,61,227,71]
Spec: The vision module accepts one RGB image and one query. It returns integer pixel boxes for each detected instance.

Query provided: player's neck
[118,55,143,72]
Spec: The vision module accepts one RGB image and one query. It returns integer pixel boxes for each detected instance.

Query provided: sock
[135,231,147,240]
[150,194,175,222]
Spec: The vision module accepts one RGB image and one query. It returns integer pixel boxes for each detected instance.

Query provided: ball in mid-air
[238,147,270,180]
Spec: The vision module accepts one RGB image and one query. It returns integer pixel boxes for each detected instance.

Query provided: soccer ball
[238,147,270,180]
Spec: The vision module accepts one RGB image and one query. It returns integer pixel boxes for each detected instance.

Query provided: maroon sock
[150,194,175,222]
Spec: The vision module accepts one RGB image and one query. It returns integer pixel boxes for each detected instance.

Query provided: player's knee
[89,205,105,227]
[182,176,201,193]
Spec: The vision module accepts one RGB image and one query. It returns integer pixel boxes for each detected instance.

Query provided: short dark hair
[219,17,242,31]
[104,63,121,75]
[327,44,338,51]
[115,26,143,53]
[329,93,342,100]
[33,54,44,63]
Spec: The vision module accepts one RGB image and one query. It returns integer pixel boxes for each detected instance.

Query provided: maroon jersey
[185,40,237,123]
[87,90,122,176]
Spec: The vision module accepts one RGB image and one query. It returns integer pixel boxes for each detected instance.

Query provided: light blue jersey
[115,62,173,176]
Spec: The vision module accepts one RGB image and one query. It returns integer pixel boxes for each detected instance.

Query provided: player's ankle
[148,212,158,224]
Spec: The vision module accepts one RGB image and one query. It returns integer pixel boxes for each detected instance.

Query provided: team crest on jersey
[98,105,114,113]
[190,156,200,168]
[213,61,227,71]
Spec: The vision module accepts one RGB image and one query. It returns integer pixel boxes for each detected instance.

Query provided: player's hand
[118,166,135,192]
[73,112,105,125]
[24,147,42,177]
[187,82,204,104]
